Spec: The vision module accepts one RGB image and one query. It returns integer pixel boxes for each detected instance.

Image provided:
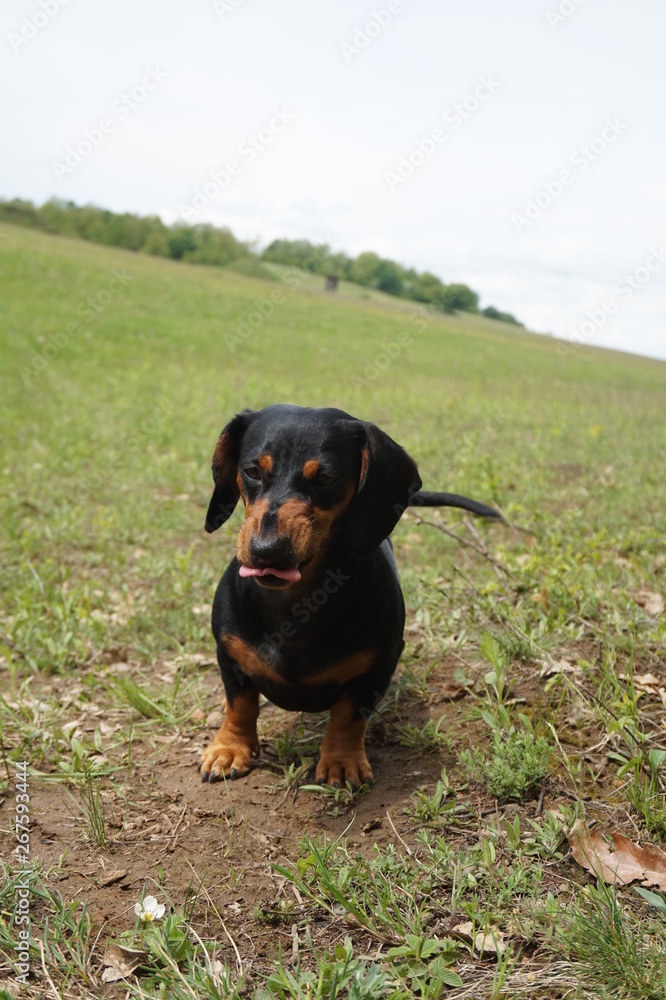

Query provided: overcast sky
[3,0,666,360]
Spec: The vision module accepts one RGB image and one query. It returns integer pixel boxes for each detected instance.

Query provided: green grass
[558,881,666,1000]
[1,222,666,997]
[458,727,552,803]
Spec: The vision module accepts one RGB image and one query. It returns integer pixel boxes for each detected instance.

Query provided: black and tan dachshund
[199,404,502,789]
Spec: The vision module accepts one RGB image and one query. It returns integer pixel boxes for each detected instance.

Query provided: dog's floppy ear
[340,422,422,558]
[205,410,256,533]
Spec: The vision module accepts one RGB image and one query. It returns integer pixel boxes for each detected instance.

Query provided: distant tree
[0,196,523,327]
[262,239,319,270]
[167,228,198,260]
[439,283,479,313]
[323,251,353,279]
[0,198,38,227]
[105,212,149,251]
[350,251,381,286]
[38,198,80,236]
[409,271,445,304]
[482,305,523,326]
[374,258,404,296]
[141,231,170,256]
[184,224,247,266]
[262,239,281,257]
[304,244,333,273]
[76,205,109,244]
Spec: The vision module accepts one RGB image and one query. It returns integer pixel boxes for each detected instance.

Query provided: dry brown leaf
[633,589,664,616]
[633,673,663,688]
[452,920,474,941]
[98,868,128,887]
[531,589,551,609]
[101,943,147,983]
[452,922,506,955]
[568,821,666,889]
[440,681,468,701]
[540,658,576,679]
[475,929,506,955]
[619,672,665,696]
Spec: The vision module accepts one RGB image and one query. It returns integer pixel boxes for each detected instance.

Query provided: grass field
[1,221,665,998]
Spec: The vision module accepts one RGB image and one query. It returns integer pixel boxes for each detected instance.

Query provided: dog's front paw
[315,747,373,790]
[199,730,258,783]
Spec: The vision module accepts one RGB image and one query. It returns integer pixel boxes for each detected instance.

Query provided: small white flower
[134,895,166,922]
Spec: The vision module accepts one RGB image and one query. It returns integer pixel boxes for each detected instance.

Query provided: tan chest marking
[222,634,283,684]
[302,650,374,686]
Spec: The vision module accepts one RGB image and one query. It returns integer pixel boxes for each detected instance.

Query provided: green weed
[0,865,94,986]
[258,938,397,999]
[458,727,551,803]
[555,880,666,1000]
[66,769,107,846]
[395,718,453,755]
[406,767,459,823]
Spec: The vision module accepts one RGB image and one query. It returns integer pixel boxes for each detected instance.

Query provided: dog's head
[205,404,421,588]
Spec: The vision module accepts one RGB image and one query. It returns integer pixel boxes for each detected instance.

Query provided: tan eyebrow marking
[257,453,273,473]
[302,459,320,480]
[359,447,369,486]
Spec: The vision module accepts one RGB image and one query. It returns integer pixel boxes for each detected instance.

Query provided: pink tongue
[239,565,302,583]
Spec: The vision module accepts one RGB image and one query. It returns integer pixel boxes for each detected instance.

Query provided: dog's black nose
[249,534,294,567]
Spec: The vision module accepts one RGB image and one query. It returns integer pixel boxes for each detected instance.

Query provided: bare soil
[1,643,652,995]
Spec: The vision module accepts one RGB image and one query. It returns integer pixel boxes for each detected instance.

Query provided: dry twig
[411,513,513,579]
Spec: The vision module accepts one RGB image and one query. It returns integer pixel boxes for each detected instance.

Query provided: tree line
[0,197,523,324]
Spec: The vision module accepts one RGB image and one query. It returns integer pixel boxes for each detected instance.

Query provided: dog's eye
[243,467,261,481]
[315,472,337,487]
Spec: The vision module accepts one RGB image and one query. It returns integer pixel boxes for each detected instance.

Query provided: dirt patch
[0,658,464,974]
[2,645,662,994]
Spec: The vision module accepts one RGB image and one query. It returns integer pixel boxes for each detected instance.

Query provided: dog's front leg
[315,695,373,790]
[199,674,259,782]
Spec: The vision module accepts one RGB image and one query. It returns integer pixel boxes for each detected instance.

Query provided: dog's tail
[410,490,504,522]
